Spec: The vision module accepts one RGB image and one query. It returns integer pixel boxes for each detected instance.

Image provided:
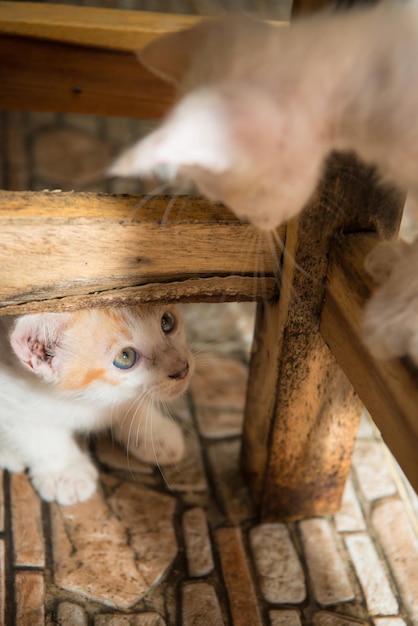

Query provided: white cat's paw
[128,418,185,466]
[31,459,99,505]
[364,240,406,285]
[0,450,26,473]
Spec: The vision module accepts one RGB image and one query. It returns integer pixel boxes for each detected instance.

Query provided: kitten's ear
[10,313,70,383]
[138,20,215,85]
[108,88,233,179]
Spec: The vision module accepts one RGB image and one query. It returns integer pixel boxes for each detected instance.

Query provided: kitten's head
[109,17,329,230]
[10,306,194,405]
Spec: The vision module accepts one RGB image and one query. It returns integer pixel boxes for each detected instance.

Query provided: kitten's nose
[168,362,189,380]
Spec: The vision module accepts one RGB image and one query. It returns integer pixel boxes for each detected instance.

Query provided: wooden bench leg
[242,296,362,521]
[241,154,404,522]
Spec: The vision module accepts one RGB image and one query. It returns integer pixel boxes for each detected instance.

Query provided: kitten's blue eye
[113,347,138,370]
[161,311,176,334]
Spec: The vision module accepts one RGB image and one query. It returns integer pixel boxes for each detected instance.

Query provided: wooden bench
[0,1,416,521]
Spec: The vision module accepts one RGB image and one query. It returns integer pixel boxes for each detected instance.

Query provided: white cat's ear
[10,313,70,383]
[108,88,233,179]
[138,20,216,85]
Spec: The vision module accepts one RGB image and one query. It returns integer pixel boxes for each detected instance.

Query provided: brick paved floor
[0,355,417,625]
[2,1,418,622]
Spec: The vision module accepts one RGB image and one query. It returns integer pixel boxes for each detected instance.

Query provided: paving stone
[32,127,112,188]
[208,440,255,523]
[56,601,88,626]
[372,499,418,624]
[191,355,247,441]
[334,477,366,532]
[11,472,45,567]
[269,609,302,625]
[182,582,224,626]
[28,111,59,130]
[5,111,30,190]
[191,355,247,413]
[216,527,263,626]
[373,617,406,626]
[299,518,354,606]
[95,435,155,474]
[194,406,245,439]
[64,113,101,135]
[352,440,396,501]
[94,614,166,626]
[250,523,306,603]
[108,482,177,588]
[159,422,207,492]
[344,534,398,616]
[182,507,214,577]
[15,570,45,626]
[51,493,147,609]
[313,612,369,625]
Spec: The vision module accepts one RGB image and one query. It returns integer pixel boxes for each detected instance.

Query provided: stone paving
[0,353,417,626]
[2,1,418,618]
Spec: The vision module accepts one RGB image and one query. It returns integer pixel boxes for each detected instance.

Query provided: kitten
[0,305,193,505]
[110,2,418,363]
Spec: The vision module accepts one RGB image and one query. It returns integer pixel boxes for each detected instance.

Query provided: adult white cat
[0,306,193,505]
[110,2,418,363]
[110,2,418,230]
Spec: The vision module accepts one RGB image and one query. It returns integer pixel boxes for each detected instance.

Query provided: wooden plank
[0,3,202,116]
[0,191,282,313]
[241,152,404,521]
[320,233,418,493]
[0,35,173,118]
[0,2,200,51]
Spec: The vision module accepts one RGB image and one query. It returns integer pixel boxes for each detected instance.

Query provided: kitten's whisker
[127,181,171,220]
[271,229,318,285]
[161,194,178,225]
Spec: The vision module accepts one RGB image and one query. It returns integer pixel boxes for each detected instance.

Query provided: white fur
[110,4,418,362]
[363,238,418,364]
[110,4,418,230]
[0,307,193,504]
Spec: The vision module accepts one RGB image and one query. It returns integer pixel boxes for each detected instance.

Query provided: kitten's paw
[31,459,98,505]
[128,417,185,466]
[0,450,26,473]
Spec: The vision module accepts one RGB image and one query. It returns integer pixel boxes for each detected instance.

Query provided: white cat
[110,2,418,363]
[0,306,193,505]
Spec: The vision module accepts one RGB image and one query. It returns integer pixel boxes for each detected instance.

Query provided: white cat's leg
[114,404,185,465]
[363,238,418,364]
[7,424,98,505]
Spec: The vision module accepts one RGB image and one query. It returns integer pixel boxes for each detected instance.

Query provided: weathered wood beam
[321,232,418,493]
[0,2,197,117]
[0,35,172,119]
[0,191,282,313]
[0,2,200,51]
[241,153,404,521]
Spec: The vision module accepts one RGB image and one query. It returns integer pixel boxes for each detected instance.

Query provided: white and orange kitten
[110,1,418,363]
[0,306,193,505]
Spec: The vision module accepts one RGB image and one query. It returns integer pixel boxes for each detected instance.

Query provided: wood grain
[0,191,282,313]
[0,2,200,51]
[0,35,173,118]
[321,233,418,493]
[0,3,199,117]
[241,153,405,521]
